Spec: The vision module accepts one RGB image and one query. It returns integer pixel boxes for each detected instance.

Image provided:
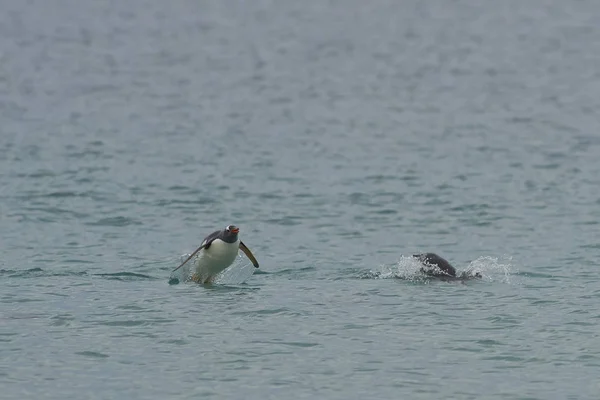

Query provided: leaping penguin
[172,224,259,284]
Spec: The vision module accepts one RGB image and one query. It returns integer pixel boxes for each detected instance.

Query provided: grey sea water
[1,0,600,398]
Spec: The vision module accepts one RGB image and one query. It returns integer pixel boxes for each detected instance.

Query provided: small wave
[43,191,80,198]
[86,216,142,227]
[0,267,44,277]
[92,272,157,280]
[253,269,270,275]
[275,266,316,275]
[75,351,109,359]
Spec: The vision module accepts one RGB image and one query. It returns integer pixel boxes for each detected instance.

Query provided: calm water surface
[1,1,600,399]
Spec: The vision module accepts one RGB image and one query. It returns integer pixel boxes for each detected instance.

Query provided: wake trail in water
[1,268,159,281]
[93,272,157,280]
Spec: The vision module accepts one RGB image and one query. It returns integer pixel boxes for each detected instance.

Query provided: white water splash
[170,253,256,285]
[368,254,515,283]
[213,256,257,285]
[466,255,515,284]
[369,255,429,282]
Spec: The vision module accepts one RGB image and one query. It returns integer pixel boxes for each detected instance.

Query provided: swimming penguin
[413,253,481,280]
[172,224,259,284]
[413,253,457,277]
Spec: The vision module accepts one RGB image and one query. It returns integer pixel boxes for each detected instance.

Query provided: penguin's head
[225,224,239,234]
[221,225,240,242]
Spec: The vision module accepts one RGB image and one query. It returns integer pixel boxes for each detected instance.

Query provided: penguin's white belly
[193,239,239,283]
